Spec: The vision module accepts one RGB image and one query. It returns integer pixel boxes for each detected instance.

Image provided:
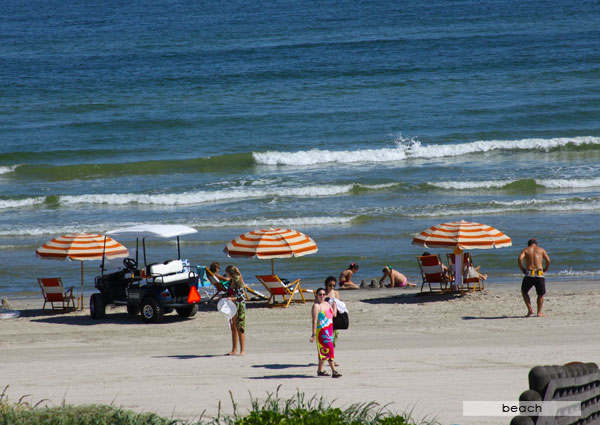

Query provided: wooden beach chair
[205,268,229,301]
[37,278,76,312]
[447,252,485,292]
[255,275,306,308]
[205,268,268,301]
[243,283,268,301]
[416,254,451,293]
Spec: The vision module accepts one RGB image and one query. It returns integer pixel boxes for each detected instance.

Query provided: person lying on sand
[379,266,416,288]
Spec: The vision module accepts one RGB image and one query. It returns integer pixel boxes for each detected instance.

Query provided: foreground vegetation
[1,386,437,425]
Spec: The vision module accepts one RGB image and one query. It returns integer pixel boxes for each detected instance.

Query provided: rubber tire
[176,304,198,318]
[140,297,163,324]
[126,304,139,316]
[90,293,106,319]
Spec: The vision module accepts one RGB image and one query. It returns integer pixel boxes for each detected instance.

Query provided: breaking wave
[0,183,395,210]
[253,136,600,166]
[0,165,19,175]
[430,177,600,190]
[405,196,600,217]
[0,216,355,236]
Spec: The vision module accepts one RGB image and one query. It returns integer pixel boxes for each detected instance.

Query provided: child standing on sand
[225,265,246,355]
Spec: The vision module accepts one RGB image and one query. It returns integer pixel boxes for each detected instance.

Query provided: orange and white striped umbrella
[413,220,511,289]
[412,220,512,250]
[36,233,129,260]
[36,233,129,309]
[224,228,318,274]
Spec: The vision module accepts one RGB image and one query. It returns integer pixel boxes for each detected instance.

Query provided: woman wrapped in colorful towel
[310,287,341,378]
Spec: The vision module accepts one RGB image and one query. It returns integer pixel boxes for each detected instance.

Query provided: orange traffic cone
[187,286,201,303]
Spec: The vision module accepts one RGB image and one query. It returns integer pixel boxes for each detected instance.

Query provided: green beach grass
[1,386,437,425]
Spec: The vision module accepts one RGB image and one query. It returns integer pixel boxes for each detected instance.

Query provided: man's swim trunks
[521,270,546,296]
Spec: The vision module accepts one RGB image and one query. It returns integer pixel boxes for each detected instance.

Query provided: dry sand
[1,280,599,425]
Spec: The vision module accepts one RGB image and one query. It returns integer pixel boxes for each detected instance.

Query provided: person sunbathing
[464,254,488,281]
[379,266,416,288]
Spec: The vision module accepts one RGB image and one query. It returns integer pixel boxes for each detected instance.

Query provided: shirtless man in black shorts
[518,238,551,317]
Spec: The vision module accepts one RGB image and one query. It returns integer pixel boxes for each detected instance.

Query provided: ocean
[2,0,600,296]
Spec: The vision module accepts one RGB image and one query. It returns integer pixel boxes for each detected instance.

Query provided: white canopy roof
[107,224,197,239]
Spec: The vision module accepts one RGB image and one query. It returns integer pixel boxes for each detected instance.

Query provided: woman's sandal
[332,371,342,378]
[317,370,330,376]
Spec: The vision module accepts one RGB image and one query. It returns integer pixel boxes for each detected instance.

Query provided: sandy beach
[1,280,599,425]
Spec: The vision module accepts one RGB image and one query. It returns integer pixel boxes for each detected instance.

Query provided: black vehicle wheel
[176,304,198,318]
[126,304,139,316]
[90,293,106,319]
[140,297,163,324]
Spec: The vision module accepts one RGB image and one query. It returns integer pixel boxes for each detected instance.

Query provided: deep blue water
[1,0,600,294]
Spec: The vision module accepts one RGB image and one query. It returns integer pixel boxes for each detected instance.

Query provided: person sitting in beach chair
[416,253,451,293]
[209,262,230,283]
[379,265,416,288]
[207,262,267,301]
[205,265,230,301]
[446,252,487,292]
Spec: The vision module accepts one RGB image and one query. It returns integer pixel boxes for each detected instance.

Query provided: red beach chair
[255,275,307,307]
[37,278,76,312]
[416,255,451,293]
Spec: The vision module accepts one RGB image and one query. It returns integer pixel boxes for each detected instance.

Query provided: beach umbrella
[36,233,129,310]
[412,220,511,287]
[224,228,318,274]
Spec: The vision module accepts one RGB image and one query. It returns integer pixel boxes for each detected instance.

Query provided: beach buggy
[90,224,200,323]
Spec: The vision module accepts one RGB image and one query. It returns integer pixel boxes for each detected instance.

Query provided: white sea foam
[192,216,356,228]
[407,196,600,217]
[0,245,19,250]
[0,216,355,236]
[60,184,355,206]
[253,136,600,166]
[430,180,515,190]
[0,182,390,210]
[537,178,600,189]
[0,224,95,236]
[254,147,409,166]
[0,197,46,209]
[0,165,18,175]
[556,269,600,277]
[431,177,600,190]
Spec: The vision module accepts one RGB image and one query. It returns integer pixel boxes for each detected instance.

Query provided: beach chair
[446,253,485,292]
[205,268,229,301]
[195,266,216,299]
[37,278,76,312]
[255,275,307,308]
[243,283,268,301]
[205,268,268,301]
[416,255,451,293]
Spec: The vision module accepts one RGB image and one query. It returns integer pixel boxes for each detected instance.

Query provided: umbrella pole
[271,259,274,275]
[453,246,463,291]
[80,262,84,310]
